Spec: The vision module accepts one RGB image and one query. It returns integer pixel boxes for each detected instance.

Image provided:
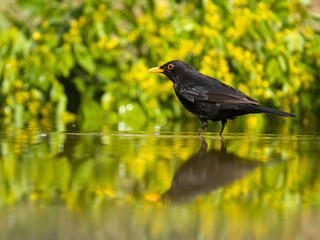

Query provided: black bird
[162,139,260,204]
[148,60,296,137]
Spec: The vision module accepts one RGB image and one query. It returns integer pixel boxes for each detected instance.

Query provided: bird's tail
[249,105,296,117]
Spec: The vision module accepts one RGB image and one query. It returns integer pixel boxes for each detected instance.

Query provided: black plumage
[148,60,296,136]
[162,139,259,204]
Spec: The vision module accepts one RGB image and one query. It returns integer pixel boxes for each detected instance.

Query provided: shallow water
[0,122,320,240]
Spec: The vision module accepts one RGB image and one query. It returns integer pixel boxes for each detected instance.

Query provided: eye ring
[168,64,174,70]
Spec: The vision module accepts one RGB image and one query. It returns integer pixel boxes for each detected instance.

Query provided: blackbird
[162,139,259,204]
[148,60,296,137]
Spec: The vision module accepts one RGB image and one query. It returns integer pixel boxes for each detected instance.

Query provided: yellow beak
[147,67,164,73]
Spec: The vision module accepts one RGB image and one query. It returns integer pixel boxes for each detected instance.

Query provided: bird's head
[147,60,198,83]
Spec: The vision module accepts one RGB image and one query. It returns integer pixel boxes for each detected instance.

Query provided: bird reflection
[162,138,259,204]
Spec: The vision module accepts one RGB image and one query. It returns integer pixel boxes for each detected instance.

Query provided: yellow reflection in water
[0,121,319,239]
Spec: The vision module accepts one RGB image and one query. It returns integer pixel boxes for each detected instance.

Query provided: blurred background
[0,0,320,133]
[1,1,320,239]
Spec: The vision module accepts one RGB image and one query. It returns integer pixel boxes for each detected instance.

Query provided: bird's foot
[197,120,208,136]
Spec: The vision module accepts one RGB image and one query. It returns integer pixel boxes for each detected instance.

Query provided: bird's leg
[197,138,208,157]
[220,138,226,152]
[197,120,208,136]
[219,119,227,138]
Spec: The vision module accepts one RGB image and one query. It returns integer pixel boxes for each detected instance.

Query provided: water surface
[0,122,319,240]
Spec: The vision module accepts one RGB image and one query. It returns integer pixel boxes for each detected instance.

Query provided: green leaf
[266,58,278,82]
[277,55,287,72]
[100,67,117,82]
[73,77,87,94]
[308,43,320,54]
[283,32,304,53]
[16,0,45,16]
[73,43,96,75]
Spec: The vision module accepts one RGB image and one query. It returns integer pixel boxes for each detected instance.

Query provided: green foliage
[0,0,319,125]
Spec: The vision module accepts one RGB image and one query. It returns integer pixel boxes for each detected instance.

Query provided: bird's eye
[168,64,174,70]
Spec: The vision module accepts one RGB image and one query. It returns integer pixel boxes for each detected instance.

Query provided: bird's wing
[178,81,259,105]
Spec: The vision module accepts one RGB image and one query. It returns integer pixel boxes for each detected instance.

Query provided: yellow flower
[102,93,114,110]
[61,111,76,123]
[14,79,23,89]
[265,42,274,51]
[31,89,39,100]
[208,49,216,57]
[106,38,119,49]
[205,1,218,14]
[257,64,263,73]
[27,101,40,115]
[275,32,283,41]
[263,90,271,99]
[263,81,269,88]
[41,20,49,29]
[154,4,170,20]
[276,90,283,97]
[305,42,311,48]
[304,25,314,38]
[244,59,253,71]
[40,45,49,54]
[279,45,286,53]
[41,107,50,117]
[226,28,236,38]
[205,14,222,30]
[62,33,69,42]
[238,83,249,95]
[244,51,251,59]
[232,0,248,7]
[62,43,71,51]
[256,88,263,97]
[15,91,29,104]
[226,42,234,51]
[128,30,139,42]
[15,93,24,104]
[234,47,245,63]
[6,96,13,106]
[98,3,107,11]
[245,115,258,129]
[193,43,203,56]
[97,36,108,50]
[79,16,87,27]
[258,2,267,10]
[283,29,291,35]
[71,20,78,28]
[69,27,78,36]
[32,32,42,41]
